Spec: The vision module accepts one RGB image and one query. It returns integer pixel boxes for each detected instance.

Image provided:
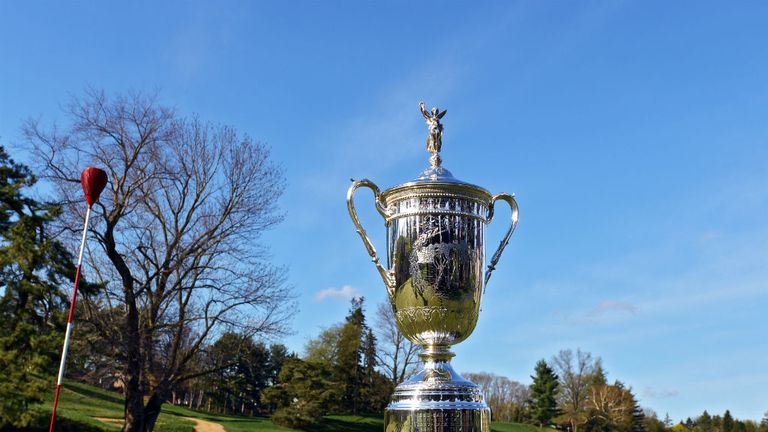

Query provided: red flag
[80,167,108,207]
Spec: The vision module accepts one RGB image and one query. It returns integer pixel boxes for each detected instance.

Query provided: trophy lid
[381,102,491,201]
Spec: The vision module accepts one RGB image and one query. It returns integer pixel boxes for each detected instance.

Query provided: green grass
[161,403,295,432]
[491,423,555,432]
[34,381,195,432]
[32,380,552,432]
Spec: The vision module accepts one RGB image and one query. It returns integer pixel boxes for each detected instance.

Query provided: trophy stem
[419,343,454,363]
[384,343,491,431]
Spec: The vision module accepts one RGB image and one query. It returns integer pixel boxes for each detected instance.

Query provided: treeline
[262,297,399,429]
[159,297,417,429]
[163,335,289,416]
[71,299,386,423]
[464,372,530,421]
[464,351,768,432]
[664,410,768,432]
[463,349,643,432]
[70,328,291,416]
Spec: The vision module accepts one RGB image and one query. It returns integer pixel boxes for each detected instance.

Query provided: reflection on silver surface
[387,193,486,347]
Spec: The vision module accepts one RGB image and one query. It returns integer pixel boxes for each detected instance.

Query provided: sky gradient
[1,1,767,422]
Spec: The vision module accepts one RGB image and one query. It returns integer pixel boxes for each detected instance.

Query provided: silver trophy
[347,102,519,431]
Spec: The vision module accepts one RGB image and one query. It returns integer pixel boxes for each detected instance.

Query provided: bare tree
[463,372,529,422]
[551,348,602,432]
[374,302,420,385]
[24,89,293,432]
[589,381,641,432]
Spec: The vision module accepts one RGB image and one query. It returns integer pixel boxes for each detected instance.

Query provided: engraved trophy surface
[347,102,519,432]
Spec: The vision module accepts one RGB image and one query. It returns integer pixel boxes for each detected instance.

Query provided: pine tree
[334,297,365,414]
[630,396,645,432]
[723,410,734,432]
[0,146,78,428]
[664,413,673,428]
[261,358,337,429]
[362,328,376,392]
[759,412,768,432]
[591,360,608,386]
[363,328,376,380]
[529,359,560,428]
[361,327,382,412]
[699,411,714,432]
[713,415,723,432]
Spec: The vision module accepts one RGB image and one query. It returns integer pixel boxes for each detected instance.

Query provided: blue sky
[2,1,767,422]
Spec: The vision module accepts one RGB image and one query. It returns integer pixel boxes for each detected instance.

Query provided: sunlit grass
[30,380,554,432]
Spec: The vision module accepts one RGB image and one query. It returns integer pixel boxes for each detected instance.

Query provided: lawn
[34,381,194,432]
[29,380,552,432]
[491,423,553,432]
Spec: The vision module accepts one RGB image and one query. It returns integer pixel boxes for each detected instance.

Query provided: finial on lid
[419,101,447,168]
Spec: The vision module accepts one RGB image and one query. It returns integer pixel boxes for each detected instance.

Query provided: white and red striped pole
[49,167,107,432]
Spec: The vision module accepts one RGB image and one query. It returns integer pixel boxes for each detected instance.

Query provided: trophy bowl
[347,103,518,432]
[383,180,491,348]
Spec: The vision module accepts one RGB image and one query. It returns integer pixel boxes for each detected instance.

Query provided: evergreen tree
[334,297,365,414]
[361,327,377,411]
[267,343,290,386]
[699,411,714,432]
[723,410,734,432]
[363,328,376,383]
[0,146,86,428]
[204,333,292,415]
[630,396,645,432]
[529,359,560,428]
[713,416,723,432]
[262,358,337,429]
[303,297,391,415]
[664,413,673,428]
[759,412,768,432]
[590,360,608,386]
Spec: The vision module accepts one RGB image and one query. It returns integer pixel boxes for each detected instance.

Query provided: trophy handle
[484,193,519,288]
[347,179,396,297]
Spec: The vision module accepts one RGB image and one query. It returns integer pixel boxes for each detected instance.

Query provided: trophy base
[385,408,490,432]
[384,351,490,432]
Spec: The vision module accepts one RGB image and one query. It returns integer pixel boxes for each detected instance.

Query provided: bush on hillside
[0,409,104,432]
[271,401,324,430]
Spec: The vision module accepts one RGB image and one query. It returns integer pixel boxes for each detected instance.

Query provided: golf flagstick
[49,167,108,432]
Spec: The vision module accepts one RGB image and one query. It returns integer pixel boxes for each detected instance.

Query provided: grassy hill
[27,380,552,432]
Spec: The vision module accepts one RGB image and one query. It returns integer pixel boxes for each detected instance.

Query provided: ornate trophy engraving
[347,102,519,432]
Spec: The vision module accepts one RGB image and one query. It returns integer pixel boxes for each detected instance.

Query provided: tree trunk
[104,219,145,432]
[122,301,144,432]
[143,387,170,432]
